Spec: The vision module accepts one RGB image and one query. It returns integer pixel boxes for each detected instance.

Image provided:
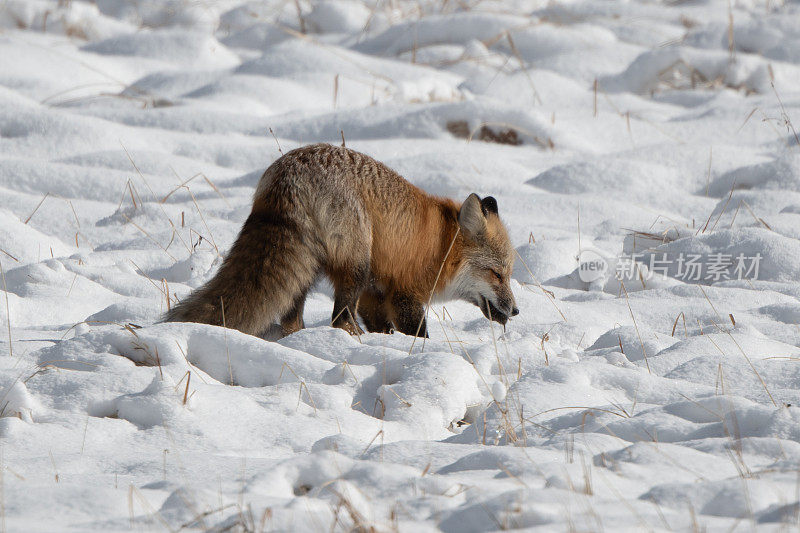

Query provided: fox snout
[479,290,518,325]
[496,288,518,317]
[502,290,519,317]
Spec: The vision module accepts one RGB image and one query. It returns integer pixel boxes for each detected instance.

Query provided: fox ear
[458,193,487,239]
[481,196,498,215]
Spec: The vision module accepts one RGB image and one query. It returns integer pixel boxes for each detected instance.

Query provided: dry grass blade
[345,307,362,344]
[118,179,136,211]
[429,308,456,354]
[340,360,361,384]
[528,405,629,419]
[202,175,230,208]
[183,371,191,405]
[359,429,384,457]
[129,260,168,299]
[297,381,318,414]
[671,311,687,338]
[0,249,18,263]
[67,200,80,229]
[624,227,680,251]
[384,385,412,408]
[697,285,776,406]
[737,107,759,133]
[620,282,650,374]
[727,0,735,61]
[729,200,743,228]
[123,147,201,258]
[220,297,233,386]
[24,192,49,224]
[163,219,191,256]
[49,451,59,483]
[410,227,460,354]
[771,81,800,149]
[269,127,283,155]
[173,342,208,385]
[701,177,736,235]
[333,74,340,110]
[505,32,541,105]
[40,82,124,105]
[179,503,237,531]
[329,307,362,343]
[485,304,506,388]
[66,272,78,298]
[160,172,200,204]
[162,278,171,312]
[741,199,772,230]
[513,249,566,321]
[122,213,177,262]
[128,485,171,530]
[185,187,220,256]
[0,262,12,358]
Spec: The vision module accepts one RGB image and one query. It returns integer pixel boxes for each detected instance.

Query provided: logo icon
[578,249,608,283]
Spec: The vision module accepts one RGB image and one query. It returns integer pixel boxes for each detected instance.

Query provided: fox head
[452,193,518,325]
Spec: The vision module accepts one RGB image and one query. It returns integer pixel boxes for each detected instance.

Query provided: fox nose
[511,306,519,317]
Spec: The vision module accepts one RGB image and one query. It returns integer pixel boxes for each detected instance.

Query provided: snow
[1,0,800,530]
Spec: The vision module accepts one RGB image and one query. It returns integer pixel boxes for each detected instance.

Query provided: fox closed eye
[490,269,502,281]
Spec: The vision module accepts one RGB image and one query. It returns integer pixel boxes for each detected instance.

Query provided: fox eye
[490,269,502,281]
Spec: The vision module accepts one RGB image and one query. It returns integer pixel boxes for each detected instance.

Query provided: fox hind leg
[279,287,309,337]
[329,262,370,335]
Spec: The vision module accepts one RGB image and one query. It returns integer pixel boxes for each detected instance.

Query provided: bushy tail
[164,211,319,336]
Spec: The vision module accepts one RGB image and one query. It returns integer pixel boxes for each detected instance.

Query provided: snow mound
[83,29,239,68]
[306,1,370,34]
[0,209,73,269]
[640,228,800,283]
[4,0,800,530]
[354,12,528,56]
[0,0,131,40]
[95,0,220,31]
[601,47,774,94]
[709,153,800,196]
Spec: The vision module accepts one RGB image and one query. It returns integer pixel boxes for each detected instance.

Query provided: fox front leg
[358,286,394,334]
[390,292,428,338]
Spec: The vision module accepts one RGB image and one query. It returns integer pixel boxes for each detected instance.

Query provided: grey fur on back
[164,143,417,336]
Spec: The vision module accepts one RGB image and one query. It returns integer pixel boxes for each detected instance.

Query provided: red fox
[165,143,518,338]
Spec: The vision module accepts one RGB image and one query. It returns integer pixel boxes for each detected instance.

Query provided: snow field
[1,0,800,530]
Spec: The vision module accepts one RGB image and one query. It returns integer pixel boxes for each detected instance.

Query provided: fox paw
[333,320,364,336]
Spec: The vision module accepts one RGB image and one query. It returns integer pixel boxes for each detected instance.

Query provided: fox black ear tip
[481,196,498,215]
